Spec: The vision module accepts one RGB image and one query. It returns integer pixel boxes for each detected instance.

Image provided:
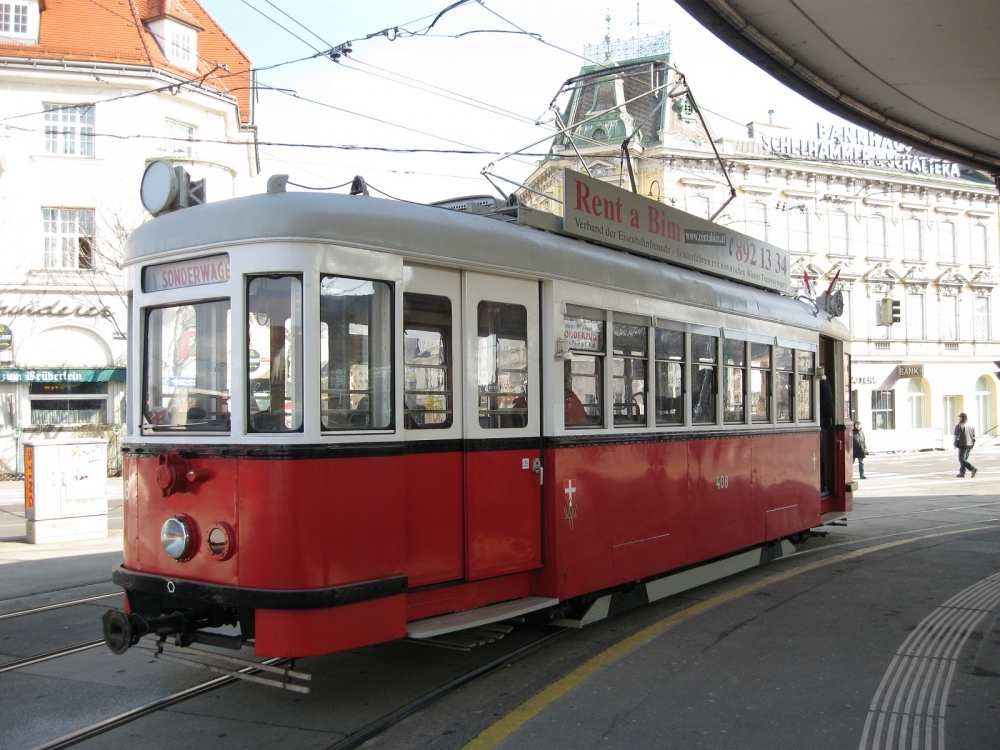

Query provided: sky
[199,0,858,202]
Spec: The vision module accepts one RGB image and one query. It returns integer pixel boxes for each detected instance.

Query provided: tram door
[819,336,837,495]
[462,272,542,580]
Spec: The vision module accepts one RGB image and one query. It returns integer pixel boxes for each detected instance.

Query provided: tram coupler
[102,609,185,655]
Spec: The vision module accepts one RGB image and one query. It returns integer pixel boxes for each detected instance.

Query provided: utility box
[24,439,108,544]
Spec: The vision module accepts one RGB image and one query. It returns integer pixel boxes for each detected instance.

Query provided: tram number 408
[715,475,730,489]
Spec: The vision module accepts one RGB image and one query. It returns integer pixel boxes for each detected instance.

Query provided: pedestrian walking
[954,413,978,478]
[852,421,868,479]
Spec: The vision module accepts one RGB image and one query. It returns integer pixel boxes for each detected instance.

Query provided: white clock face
[140,160,178,215]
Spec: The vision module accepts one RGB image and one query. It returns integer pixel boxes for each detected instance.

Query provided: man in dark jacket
[852,421,868,479]
[954,413,977,478]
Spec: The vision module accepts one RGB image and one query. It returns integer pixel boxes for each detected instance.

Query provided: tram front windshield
[144,300,231,432]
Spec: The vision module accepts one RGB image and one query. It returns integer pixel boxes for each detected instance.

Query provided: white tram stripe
[859,571,1000,750]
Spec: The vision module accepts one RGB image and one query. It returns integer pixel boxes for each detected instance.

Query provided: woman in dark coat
[852,421,868,479]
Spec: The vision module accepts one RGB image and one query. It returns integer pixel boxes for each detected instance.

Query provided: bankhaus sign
[561,170,792,294]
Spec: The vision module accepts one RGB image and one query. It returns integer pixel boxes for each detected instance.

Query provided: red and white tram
[103,172,853,662]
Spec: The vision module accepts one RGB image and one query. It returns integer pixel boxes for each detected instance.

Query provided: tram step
[406,596,559,639]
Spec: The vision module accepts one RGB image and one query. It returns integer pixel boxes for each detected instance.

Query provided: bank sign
[562,170,791,294]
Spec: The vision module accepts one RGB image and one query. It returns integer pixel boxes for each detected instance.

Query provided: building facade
[0,0,257,473]
[523,36,999,453]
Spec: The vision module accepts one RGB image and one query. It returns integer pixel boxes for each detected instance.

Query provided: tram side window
[247,275,303,432]
[563,316,604,428]
[775,346,793,422]
[144,300,231,432]
[750,343,771,422]
[691,333,717,424]
[654,328,684,425]
[320,276,393,431]
[478,302,528,428]
[723,339,746,423]
[796,351,815,420]
[613,322,647,426]
[403,293,452,429]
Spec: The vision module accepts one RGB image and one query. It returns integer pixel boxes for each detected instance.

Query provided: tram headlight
[161,516,192,560]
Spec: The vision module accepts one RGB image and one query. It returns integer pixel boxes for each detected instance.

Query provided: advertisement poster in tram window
[562,317,602,351]
[561,169,792,294]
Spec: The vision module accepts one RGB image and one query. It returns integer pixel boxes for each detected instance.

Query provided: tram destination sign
[561,169,791,294]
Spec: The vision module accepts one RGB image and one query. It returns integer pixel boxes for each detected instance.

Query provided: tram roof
[126,192,844,336]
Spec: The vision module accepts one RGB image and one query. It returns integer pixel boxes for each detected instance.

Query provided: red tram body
[106,184,853,661]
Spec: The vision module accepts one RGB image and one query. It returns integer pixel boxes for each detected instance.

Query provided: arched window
[903,217,923,261]
[746,201,768,242]
[939,221,956,263]
[976,375,994,435]
[907,378,926,429]
[688,195,710,219]
[868,214,887,258]
[972,224,989,265]
[829,210,849,255]
[788,208,809,254]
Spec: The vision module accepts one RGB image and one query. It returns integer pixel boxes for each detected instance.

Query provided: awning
[0,368,126,384]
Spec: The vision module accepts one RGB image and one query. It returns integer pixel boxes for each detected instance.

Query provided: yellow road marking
[463,524,1000,749]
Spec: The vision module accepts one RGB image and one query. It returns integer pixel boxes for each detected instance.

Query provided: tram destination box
[24,439,108,544]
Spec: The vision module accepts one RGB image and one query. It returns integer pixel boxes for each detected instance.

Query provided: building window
[939,221,956,263]
[840,288,853,334]
[688,195,710,220]
[0,3,28,34]
[872,390,895,430]
[563,315,604,428]
[170,26,193,65]
[973,296,991,340]
[612,321,647,426]
[166,119,196,157]
[867,214,887,258]
[907,378,926,429]
[30,382,108,425]
[829,210,849,256]
[42,208,95,269]
[903,217,923,261]
[746,202,768,242]
[906,291,925,340]
[971,224,989,265]
[750,343,771,422]
[44,104,95,157]
[975,376,994,435]
[940,294,959,340]
[788,208,809,254]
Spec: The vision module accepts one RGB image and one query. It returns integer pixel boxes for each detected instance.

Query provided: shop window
[775,346,793,421]
[144,300,231,432]
[612,321,647,426]
[750,343,771,422]
[722,339,745,423]
[907,378,926,429]
[796,351,815,421]
[654,328,684,425]
[30,382,107,425]
[691,333,717,424]
[320,276,393,431]
[477,301,528,428]
[247,275,303,433]
[975,376,994,435]
[403,293,452,429]
[563,315,604,428]
[872,390,895,430]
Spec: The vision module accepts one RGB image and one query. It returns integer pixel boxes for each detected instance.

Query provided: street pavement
[0,448,998,750]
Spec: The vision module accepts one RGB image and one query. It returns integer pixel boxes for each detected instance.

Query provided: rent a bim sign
[561,169,791,294]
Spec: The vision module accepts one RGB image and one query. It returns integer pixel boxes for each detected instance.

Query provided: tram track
[27,627,570,750]
[0,592,120,621]
[0,639,105,675]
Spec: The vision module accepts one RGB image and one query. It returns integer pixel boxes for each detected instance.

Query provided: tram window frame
[563,313,604,429]
[750,343,772,423]
[654,327,684,426]
[612,317,648,427]
[477,301,529,429]
[403,292,453,430]
[690,332,718,425]
[319,275,394,432]
[142,298,232,434]
[774,346,794,423]
[722,339,746,424]
[796,350,815,421]
[246,274,304,434]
